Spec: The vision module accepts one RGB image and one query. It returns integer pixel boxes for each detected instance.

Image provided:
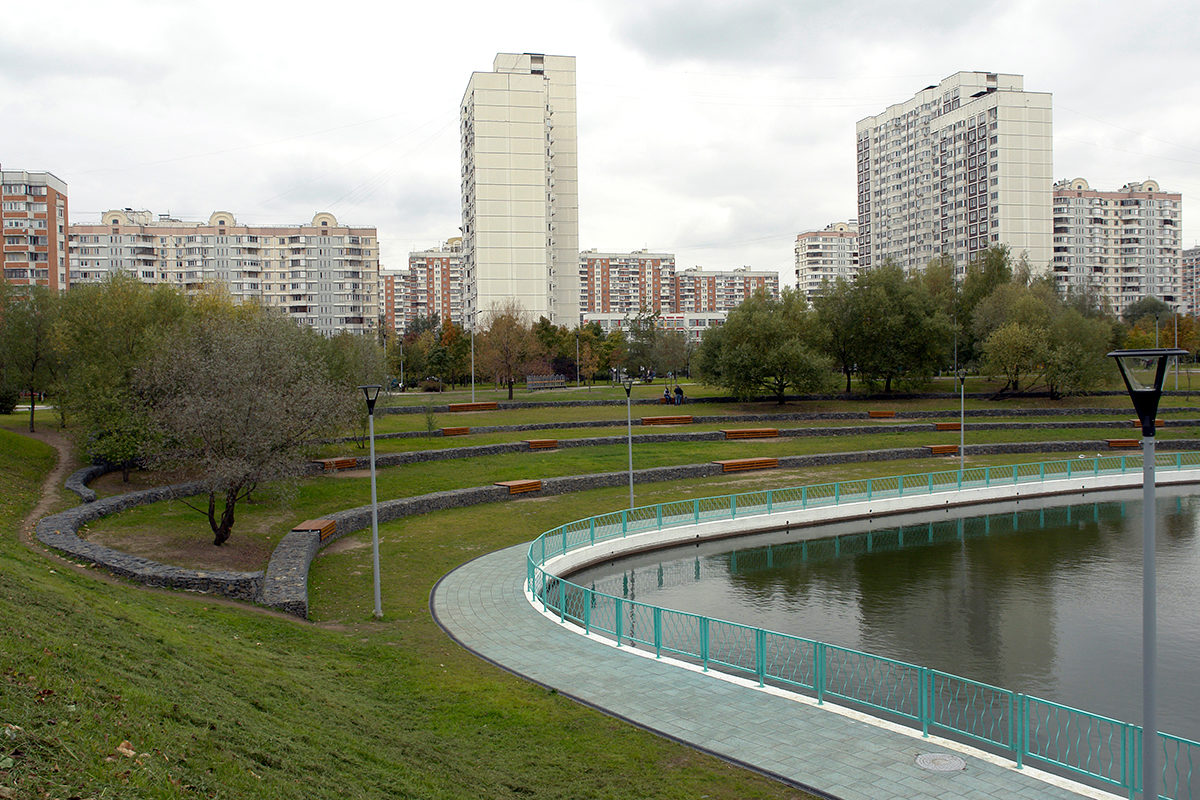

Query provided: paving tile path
[431,542,1111,800]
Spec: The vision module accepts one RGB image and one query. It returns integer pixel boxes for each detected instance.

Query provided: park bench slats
[868,410,896,418]
[925,444,959,455]
[448,401,498,412]
[441,427,469,436]
[642,415,693,425]
[495,479,541,494]
[722,428,779,439]
[292,519,337,541]
[314,457,358,471]
[1107,439,1140,448]
[526,439,557,450]
[713,457,778,473]
[935,422,961,431]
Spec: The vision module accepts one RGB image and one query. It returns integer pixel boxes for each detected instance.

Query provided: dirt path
[15,426,73,544]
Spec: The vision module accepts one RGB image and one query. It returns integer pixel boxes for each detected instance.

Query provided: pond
[566,488,1200,741]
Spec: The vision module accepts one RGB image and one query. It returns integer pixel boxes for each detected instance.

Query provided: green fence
[528,454,1200,799]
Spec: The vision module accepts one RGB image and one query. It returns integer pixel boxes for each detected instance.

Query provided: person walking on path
[673,385,684,405]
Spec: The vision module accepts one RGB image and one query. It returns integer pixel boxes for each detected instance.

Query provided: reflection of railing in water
[585,501,1129,600]
[530,456,1200,799]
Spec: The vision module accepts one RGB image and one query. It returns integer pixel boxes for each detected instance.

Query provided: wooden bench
[642,415,693,425]
[935,422,962,431]
[722,428,779,439]
[448,401,498,412]
[713,457,779,473]
[291,519,337,542]
[868,410,896,418]
[526,439,557,450]
[441,426,469,436]
[1130,419,1163,428]
[1107,439,1141,448]
[925,444,959,455]
[313,457,358,471]
[495,479,542,495]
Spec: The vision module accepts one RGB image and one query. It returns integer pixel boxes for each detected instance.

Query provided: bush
[418,379,443,392]
[0,385,18,415]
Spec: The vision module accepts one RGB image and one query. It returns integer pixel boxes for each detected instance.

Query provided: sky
[4,0,1200,287]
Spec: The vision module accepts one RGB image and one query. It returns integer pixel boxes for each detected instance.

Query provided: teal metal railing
[528,454,1200,799]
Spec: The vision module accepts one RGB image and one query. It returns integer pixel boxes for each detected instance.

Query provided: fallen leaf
[116,740,136,758]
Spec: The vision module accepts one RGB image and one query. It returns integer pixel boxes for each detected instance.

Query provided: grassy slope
[0,429,808,799]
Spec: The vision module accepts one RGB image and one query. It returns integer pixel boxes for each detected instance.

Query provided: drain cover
[915,753,966,772]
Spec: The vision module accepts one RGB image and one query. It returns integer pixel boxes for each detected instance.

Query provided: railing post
[657,504,662,529]
[1013,464,1018,483]
[767,489,773,514]
[985,466,991,486]
[1041,462,1045,481]
[899,475,904,496]
[867,478,873,500]
[1094,456,1100,477]
[835,482,840,505]
[622,509,628,536]
[558,580,566,622]
[653,607,662,658]
[694,498,699,524]
[540,536,545,565]
[1068,459,1072,479]
[802,486,807,507]
[584,588,591,633]
[731,494,737,519]
[930,472,935,493]
[701,617,710,671]
[815,642,826,704]
[1016,694,1026,770]
[589,517,595,546]
[920,667,930,737]
[615,598,623,647]
[755,628,766,687]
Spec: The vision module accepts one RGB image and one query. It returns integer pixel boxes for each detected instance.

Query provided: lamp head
[622,377,634,397]
[359,384,382,414]
[1107,349,1186,436]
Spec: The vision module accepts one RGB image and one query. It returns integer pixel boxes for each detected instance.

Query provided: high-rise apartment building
[856,72,1052,275]
[69,210,379,335]
[1183,246,1200,318]
[460,52,580,327]
[1,167,69,291]
[381,239,465,334]
[795,221,859,303]
[1051,178,1182,314]
[579,249,676,316]
[675,267,778,313]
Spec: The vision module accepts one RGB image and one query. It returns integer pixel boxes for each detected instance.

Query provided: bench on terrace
[495,479,542,495]
[722,428,779,439]
[642,415,693,425]
[448,401,498,412]
[868,410,897,419]
[441,427,469,436]
[291,519,337,542]
[1129,419,1163,428]
[313,457,358,471]
[713,457,779,473]
[526,439,558,450]
[925,444,959,455]
[1107,439,1140,448]
[935,422,962,431]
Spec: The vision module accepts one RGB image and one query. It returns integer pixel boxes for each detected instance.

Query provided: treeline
[698,246,1195,402]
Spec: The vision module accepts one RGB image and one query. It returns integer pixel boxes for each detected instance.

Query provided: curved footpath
[432,545,1108,800]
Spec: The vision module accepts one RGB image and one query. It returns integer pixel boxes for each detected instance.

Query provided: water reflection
[567,490,1200,740]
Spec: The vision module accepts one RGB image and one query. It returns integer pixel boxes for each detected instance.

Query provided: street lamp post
[576,332,580,388]
[358,384,383,619]
[958,368,966,476]
[622,377,634,509]
[1108,347,1186,800]
[470,315,476,403]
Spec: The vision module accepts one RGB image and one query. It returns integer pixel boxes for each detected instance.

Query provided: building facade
[1051,178,1183,314]
[581,310,728,343]
[1184,246,1200,318]
[794,221,859,303]
[856,71,1052,275]
[69,210,379,335]
[579,249,676,316]
[674,267,778,313]
[381,238,465,334]
[460,52,580,328]
[1,167,69,291]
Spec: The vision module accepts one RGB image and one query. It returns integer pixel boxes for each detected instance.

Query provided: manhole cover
[915,752,966,772]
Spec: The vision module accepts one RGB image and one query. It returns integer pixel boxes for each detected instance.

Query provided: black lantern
[359,384,382,415]
[1107,349,1186,436]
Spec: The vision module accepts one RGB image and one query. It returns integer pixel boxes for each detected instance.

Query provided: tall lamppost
[358,384,383,619]
[470,313,476,403]
[958,368,966,476]
[1108,347,1185,800]
[576,331,581,388]
[622,376,634,509]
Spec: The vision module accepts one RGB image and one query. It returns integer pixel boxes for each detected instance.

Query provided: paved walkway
[431,542,1114,800]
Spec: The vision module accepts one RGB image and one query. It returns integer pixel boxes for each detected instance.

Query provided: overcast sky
[4,0,1199,286]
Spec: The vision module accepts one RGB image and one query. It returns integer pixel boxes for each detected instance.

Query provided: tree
[854,263,949,392]
[981,321,1048,393]
[653,329,689,379]
[478,300,540,400]
[1122,296,1172,327]
[1044,309,1116,398]
[813,277,863,393]
[138,304,351,545]
[623,308,660,380]
[698,288,833,403]
[4,286,61,432]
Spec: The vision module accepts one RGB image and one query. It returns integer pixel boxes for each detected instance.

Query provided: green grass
[0,427,815,799]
